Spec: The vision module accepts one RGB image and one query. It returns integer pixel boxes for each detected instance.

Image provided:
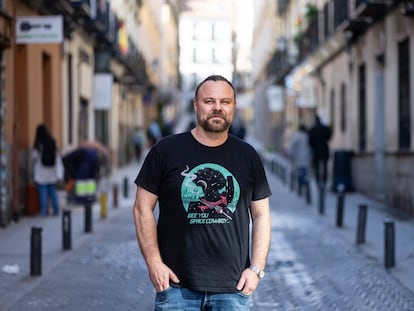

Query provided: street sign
[16,16,63,44]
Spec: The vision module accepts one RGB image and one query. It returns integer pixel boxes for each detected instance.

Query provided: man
[288,123,311,193]
[308,114,332,186]
[133,75,271,310]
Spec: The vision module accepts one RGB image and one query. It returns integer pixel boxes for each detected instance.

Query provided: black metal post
[62,209,72,250]
[290,170,295,192]
[336,190,345,227]
[113,184,118,208]
[384,220,395,268]
[30,227,42,276]
[123,176,129,198]
[356,204,367,244]
[318,184,325,215]
[281,166,287,185]
[305,181,312,205]
[84,201,92,233]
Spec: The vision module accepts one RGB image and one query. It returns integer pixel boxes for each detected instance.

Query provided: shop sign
[16,16,63,44]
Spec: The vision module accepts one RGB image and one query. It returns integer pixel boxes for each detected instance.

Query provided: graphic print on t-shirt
[181,163,240,225]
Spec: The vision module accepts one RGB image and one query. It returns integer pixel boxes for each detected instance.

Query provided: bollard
[281,166,287,185]
[384,220,395,268]
[305,181,312,205]
[356,204,367,244]
[100,192,107,219]
[336,190,345,227]
[123,176,129,198]
[113,184,118,208]
[62,210,72,250]
[84,200,92,233]
[30,227,42,276]
[318,184,325,215]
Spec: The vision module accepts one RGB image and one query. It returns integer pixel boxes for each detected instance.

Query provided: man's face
[194,80,236,133]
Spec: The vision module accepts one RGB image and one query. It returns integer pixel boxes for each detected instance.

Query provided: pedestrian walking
[288,123,311,191]
[133,127,145,161]
[133,74,272,310]
[146,119,162,146]
[32,124,64,216]
[62,140,109,203]
[308,114,332,186]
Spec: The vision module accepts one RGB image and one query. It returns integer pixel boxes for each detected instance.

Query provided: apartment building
[253,0,414,214]
[0,0,180,225]
[178,0,234,111]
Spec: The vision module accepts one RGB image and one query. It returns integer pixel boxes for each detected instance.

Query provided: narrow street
[3,167,414,311]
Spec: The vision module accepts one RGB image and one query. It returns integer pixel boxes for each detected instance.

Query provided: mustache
[207,112,226,119]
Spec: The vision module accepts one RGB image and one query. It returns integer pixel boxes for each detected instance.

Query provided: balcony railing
[353,0,389,20]
[266,49,293,84]
[296,14,319,62]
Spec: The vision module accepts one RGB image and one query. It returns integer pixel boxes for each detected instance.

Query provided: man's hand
[148,261,180,292]
[236,268,260,295]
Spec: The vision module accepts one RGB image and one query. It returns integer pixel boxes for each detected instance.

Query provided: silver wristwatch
[249,265,265,279]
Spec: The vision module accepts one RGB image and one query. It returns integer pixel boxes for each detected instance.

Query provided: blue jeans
[37,183,59,215]
[155,287,251,310]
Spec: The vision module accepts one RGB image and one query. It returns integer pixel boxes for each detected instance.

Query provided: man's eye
[204,99,214,104]
[221,100,231,105]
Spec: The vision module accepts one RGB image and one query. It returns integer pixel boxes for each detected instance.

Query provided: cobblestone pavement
[4,171,414,311]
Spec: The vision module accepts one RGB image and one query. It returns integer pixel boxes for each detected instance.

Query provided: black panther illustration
[187,167,235,220]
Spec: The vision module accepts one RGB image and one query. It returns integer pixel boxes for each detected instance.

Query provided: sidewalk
[259,148,414,293]
[0,161,141,308]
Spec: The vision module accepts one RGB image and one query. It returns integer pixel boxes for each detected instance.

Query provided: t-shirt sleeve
[251,148,272,201]
[134,146,162,195]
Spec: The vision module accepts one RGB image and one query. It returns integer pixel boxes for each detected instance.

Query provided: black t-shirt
[135,132,271,293]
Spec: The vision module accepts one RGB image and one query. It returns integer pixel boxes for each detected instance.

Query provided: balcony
[296,15,319,62]
[352,0,390,20]
[70,0,92,17]
[401,0,414,17]
[266,49,293,84]
[342,17,370,36]
[42,0,74,15]
[21,0,42,9]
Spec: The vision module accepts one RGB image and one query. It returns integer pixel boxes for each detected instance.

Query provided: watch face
[258,270,265,278]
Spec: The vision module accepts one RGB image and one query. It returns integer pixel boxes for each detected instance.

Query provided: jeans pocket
[236,291,252,298]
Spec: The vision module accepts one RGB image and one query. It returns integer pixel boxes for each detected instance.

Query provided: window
[79,98,89,142]
[358,64,366,151]
[340,83,346,132]
[398,38,411,149]
[68,54,73,144]
[95,110,109,146]
[330,88,335,131]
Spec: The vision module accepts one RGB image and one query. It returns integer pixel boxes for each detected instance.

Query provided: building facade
[1,0,180,225]
[253,0,414,214]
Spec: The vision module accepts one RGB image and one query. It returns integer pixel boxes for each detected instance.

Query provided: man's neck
[191,127,228,147]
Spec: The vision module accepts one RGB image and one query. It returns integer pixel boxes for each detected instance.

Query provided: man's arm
[133,186,179,291]
[236,197,271,294]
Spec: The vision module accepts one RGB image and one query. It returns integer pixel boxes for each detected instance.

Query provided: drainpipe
[12,0,19,221]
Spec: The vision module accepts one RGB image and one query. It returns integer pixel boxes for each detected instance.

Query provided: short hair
[194,75,236,100]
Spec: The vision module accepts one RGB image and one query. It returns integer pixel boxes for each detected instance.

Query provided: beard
[198,112,231,133]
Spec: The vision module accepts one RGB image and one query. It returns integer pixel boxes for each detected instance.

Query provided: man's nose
[212,100,223,109]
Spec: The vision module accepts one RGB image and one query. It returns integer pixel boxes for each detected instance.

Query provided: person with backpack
[33,124,64,216]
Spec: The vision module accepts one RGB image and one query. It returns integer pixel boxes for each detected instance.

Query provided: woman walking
[33,124,63,216]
